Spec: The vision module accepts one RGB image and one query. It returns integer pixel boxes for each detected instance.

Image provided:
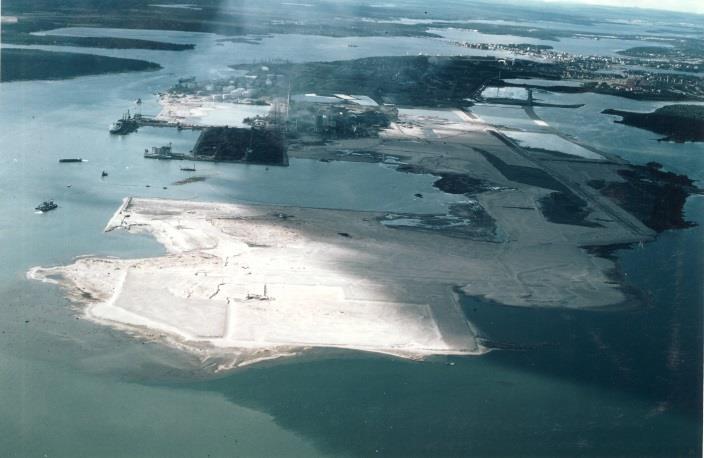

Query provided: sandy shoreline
[29,192,637,369]
[27,107,656,370]
[31,198,495,369]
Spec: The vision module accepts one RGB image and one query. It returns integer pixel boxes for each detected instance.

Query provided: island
[589,162,701,232]
[603,105,704,143]
[191,127,287,165]
[1,48,161,82]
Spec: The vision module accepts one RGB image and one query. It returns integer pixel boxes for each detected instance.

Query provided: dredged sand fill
[30,198,487,368]
[28,104,656,369]
[29,193,633,369]
[156,93,271,127]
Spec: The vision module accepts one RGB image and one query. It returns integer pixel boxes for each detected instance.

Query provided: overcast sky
[542,0,703,14]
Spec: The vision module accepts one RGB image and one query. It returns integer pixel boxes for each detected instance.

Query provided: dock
[136,116,206,131]
[143,143,194,161]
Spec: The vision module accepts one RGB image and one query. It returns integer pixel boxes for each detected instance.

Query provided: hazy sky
[543,0,703,14]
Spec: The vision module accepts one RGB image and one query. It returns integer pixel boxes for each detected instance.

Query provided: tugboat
[35,200,58,212]
[109,110,139,135]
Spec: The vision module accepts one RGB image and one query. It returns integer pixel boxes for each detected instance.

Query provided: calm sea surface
[0,25,701,457]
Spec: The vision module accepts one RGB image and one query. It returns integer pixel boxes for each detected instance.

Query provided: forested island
[589,162,701,232]
[4,33,195,51]
[617,40,704,62]
[603,105,704,142]
[1,48,161,82]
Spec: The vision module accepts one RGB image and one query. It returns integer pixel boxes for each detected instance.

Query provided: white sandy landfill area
[32,191,639,369]
[29,105,657,369]
[156,93,271,127]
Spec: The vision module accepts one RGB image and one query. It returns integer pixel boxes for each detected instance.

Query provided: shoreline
[28,192,650,369]
[602,106,704,143]
[31,198,495,370]
[26,103,687,370]
[26,93,700,371]
[0,47,162,83]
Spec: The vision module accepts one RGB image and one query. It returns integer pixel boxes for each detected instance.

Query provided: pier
[135,116,207,131]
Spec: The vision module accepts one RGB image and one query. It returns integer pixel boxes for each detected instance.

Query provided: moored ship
[144,143,174,159]
[144,143,190,160]
[109,110,140,135]
[35,200,57,212]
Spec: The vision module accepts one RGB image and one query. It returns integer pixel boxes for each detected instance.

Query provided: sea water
[1,24,701,456]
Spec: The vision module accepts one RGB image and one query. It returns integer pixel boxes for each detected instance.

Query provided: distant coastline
[4,33,195,51]
[1,48,162,82]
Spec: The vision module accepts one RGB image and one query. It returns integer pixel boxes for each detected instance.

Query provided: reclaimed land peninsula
[29,56,701,370]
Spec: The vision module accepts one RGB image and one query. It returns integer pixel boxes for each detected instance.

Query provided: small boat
[35,200,57,212]
[101,170,108,177]
[180,163,197,172]
[59,158,83,163]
